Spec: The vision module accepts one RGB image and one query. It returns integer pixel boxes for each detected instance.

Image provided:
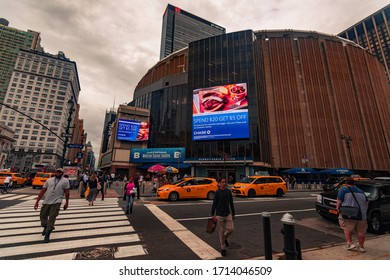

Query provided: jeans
[125,194,134,212]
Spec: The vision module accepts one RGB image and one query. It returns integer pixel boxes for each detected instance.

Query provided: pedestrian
[97,174,105,201]
[2,175,12,193]
[289,175,296,190]
[134,172,140,199]
[87,173,99,206]
[336,177,368,252]
[124,176,136,214]
[211,177,235,257]
[33,168,70,243]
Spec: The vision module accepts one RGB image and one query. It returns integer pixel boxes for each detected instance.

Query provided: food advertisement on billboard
[192,83,250,141]
[117,119,149,142]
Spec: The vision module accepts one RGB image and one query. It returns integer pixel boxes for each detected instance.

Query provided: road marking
[176,208,317,221]
[145,204,220,260]
[0,194,31,200]
[0,199,147,259]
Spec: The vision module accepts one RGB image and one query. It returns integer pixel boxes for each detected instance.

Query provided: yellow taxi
[0,172,27,187]
[157,177,218,201]
[232,176,287,197]
[32,172,55,189]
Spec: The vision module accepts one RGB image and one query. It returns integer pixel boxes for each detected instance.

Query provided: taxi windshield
[240,177,256,183]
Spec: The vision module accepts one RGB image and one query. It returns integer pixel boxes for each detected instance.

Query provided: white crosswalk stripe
[0,194,34,200]
[0,198,147,259]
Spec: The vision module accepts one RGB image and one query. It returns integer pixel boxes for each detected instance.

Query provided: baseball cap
[56,168,64,173]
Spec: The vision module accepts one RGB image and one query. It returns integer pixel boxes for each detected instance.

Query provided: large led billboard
[192,83,250,141]
[116,119,149,142]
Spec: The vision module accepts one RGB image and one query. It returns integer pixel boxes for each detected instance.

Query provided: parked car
[157,177,218,201]
[0,172,26,187]
[315,180,390,234]
[374,177,390,182]
[32,172,55,189]
[232,176,287,197]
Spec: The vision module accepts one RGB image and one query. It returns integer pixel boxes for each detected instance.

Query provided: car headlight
[316,194,322,203]
[163,188,170,191]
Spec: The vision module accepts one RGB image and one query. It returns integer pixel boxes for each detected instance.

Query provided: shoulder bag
[339,188,362,220]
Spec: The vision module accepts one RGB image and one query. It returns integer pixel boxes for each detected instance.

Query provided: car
[315,180,390,234]
[0,172,26,187]
[156,177,218,201]
[374,177,390,182]
[32,172,55,189]
[322,176,370,191]
[232,175,287,197]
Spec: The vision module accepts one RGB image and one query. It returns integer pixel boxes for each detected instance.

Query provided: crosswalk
[0,193,36,201]
[0,198,147,260]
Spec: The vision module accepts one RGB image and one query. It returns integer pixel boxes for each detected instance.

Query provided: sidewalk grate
[77,247,115,260]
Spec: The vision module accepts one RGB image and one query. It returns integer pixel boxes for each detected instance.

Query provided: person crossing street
[34,168,70,243]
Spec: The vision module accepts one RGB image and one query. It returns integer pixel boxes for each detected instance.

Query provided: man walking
[34,168,70,243]
[211,178,235,257]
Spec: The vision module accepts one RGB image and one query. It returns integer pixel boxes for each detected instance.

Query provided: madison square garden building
[131,29,390,180]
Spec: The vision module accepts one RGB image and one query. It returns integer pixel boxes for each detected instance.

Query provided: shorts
[339,216,367,233]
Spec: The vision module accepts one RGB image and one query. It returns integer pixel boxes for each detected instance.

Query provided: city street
[0,185,380,260]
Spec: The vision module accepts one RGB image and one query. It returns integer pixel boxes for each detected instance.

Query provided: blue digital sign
[116,119,149,142]
[192,83,250,141]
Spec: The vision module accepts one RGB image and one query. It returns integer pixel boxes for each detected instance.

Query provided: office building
[133,29,390,179]
[0,49,81,171]
[159,4,225,60]
[338,4,390,79]
[0,19,42,106]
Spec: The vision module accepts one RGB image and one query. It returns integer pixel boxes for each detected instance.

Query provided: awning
[281,168,319,174]
[318,168,353,175]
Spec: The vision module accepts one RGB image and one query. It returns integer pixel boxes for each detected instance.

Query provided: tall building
[338,4,390,80]
[99,109,117,155]
[133,29,390,179]
[0,49,81,171]
[0,19,42,105]
[159,4,225,60]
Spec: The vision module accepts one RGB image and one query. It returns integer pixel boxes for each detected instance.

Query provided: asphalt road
[0,186,379,260]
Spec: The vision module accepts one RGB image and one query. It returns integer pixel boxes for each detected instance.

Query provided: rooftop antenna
[112,96,116,112]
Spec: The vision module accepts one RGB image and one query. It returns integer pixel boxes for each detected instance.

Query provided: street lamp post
[61,99,75,168]
[177,150,181,173]
[340,134,354,173]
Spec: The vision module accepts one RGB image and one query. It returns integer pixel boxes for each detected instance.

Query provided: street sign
[61,133,73,137]
[67,144,83,149]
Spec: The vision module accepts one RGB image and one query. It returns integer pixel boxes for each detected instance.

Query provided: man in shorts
[336,177,368,252]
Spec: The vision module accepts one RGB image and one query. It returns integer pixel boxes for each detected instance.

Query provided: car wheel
[276,188,284,197]
[168,192,179,201]
[207,191,215,200]
[248,189,256,198]
[368,212,384,234]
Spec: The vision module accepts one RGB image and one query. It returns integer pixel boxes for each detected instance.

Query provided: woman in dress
[87,173,99,206]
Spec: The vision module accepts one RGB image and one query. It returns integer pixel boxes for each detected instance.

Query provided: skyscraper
[160,4,225,60]
[338,4,390,79]
[0,19,42,105]
[0,49,81,171]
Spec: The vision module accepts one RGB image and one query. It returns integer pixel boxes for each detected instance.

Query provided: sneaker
[356,245,366,252]
[221,250,226,257]
[343,243,356,250]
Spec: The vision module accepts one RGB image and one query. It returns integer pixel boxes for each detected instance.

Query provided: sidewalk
[299,234,390,260]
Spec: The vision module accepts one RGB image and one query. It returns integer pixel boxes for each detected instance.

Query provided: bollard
[262,212,272,260]
[281,213,298,260]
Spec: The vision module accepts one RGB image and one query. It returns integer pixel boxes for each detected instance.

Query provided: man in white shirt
[34,168,70,243]
[3,175,12,193]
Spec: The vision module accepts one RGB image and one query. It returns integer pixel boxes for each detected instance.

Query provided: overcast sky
[2,0,389,159]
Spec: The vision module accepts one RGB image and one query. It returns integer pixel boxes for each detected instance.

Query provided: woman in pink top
[124,176,136,214]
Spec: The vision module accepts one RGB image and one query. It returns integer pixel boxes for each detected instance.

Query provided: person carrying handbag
[124,176,136,214]
[336,177,368,252]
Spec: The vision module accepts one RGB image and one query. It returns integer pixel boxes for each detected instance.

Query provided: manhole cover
[78,247,115,260]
